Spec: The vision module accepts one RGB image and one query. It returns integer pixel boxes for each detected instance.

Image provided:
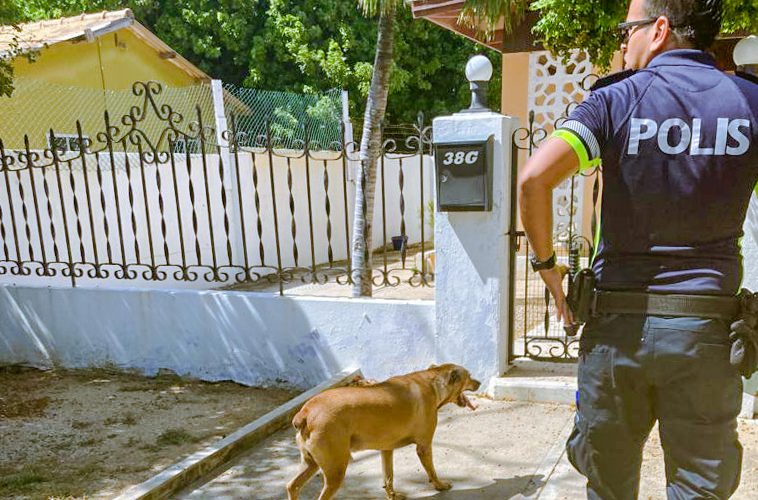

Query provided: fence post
[211,79,243,269]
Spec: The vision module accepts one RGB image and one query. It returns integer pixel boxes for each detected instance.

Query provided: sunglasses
[617,18,657,44]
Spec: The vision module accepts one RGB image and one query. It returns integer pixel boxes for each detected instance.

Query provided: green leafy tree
[11,0,497,123]
[461,0,758,70]
[249,1,500,123]
[0,0,24,96]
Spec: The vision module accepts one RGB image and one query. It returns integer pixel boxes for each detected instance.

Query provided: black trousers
[567,314,743,499]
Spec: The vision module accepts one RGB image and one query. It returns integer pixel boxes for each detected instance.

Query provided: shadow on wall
[0,286,57,370]
[445,212,503,284]
[0,286,438,388]
[0,287,342,389]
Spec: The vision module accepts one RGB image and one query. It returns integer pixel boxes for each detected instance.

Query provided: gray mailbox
[434,135,494,211]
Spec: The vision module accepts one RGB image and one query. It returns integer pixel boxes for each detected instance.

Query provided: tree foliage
[529,0,758,70]
[4,1,756,112]
[7,0,501,123]
[529,0,627,70]
[460,0,758,71]
[0,0,24,97]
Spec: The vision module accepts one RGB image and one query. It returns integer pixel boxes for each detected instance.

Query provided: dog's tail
[292,407,309,437]
[293,407,316,465]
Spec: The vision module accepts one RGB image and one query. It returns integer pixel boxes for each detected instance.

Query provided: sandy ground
[185,397,758,500]
[184,398,575,499]
[0,366,298,499]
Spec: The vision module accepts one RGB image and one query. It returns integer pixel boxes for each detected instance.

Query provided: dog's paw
[385,493,406,500]
[432,480,452,491]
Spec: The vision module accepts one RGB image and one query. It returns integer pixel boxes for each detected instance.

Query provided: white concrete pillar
[433,111,518,383]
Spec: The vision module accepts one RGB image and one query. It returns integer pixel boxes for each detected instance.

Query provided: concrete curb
[114,367,362,500]
[534,417,583,499]
[488,377,576,405]
[489,374,756,419]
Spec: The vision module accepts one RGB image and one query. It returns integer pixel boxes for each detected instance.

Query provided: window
[173,136,201,154]
[47,133,90,154]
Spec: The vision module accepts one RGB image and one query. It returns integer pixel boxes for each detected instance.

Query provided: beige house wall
[501,52,531,247]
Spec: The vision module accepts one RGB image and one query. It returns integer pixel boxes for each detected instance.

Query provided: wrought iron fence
[0,81,434,293]
[509,73,602,361]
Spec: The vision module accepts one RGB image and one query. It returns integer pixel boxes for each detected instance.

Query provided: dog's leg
[416,443,452,491]
[315,452,349,500]
[381,450,406,500]
[286,454,319,500]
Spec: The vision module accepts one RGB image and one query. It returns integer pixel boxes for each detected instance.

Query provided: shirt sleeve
[552,90,611,172]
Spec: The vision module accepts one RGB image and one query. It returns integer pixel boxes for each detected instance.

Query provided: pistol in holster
[565,268,597,336]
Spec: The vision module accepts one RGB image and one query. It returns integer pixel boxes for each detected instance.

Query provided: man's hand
[539,265,574,327]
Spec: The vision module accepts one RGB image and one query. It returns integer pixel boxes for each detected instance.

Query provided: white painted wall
[0,285,436,388]
[0,151,434,289]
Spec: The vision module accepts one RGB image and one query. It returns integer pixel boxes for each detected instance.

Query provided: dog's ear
[428,363,438,369]
[448,366,463,386]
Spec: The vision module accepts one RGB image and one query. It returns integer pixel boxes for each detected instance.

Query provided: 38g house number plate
[433,136,493,212]
[441,149,481,166]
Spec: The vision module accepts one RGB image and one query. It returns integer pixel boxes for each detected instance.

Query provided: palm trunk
[351,5,395,297]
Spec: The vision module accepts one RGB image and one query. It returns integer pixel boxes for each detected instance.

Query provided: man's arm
[518,136,583,325]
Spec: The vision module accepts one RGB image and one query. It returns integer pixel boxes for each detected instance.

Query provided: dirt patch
[0,366,299,499]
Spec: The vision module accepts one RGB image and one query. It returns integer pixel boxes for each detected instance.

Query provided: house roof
[0,9,210,81]
[410,0,538,53]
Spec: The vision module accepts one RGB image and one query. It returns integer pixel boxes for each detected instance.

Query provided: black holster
[730,288,758,378]
[567,268,596,328]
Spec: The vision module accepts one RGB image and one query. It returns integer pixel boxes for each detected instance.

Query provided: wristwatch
[530,251,556,272]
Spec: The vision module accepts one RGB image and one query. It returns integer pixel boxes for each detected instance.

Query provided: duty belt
[592,291,740,320]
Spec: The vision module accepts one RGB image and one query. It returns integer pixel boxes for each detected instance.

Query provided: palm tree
[350,0,401,297]
[350,0,526,297]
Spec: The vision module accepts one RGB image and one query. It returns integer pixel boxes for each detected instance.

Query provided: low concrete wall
[0,285,435,388]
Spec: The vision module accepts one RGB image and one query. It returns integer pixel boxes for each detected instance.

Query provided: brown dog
[286,364,481,499]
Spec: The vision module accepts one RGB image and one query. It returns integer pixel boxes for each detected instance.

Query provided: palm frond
[459,0,530,40]
[358,0,405,18]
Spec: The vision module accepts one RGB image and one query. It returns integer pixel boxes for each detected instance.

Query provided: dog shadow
[419,474,545,499]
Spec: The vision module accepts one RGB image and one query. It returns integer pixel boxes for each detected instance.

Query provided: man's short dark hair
[644,0,723,49]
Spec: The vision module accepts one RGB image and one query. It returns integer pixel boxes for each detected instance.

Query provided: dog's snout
[471,379,481,391]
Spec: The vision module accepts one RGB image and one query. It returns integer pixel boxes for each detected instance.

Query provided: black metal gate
[508,90,603,362]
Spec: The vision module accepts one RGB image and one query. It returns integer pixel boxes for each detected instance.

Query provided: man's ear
[650,16,671,52]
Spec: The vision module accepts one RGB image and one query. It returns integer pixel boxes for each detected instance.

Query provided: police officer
[518,0,758,498]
